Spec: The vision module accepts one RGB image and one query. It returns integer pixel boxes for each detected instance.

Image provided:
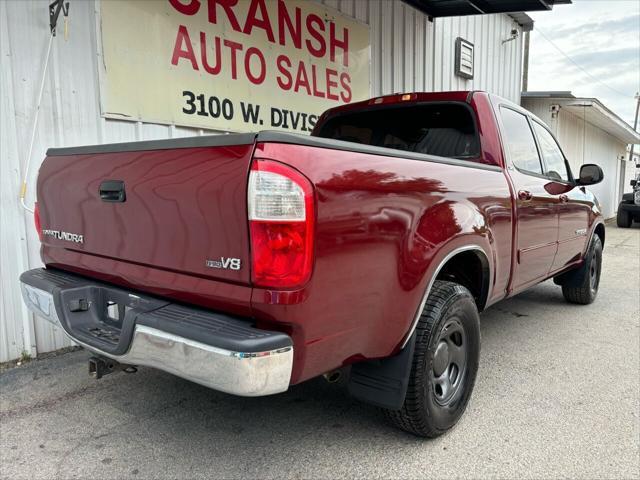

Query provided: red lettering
[243,0,275,42]
[245,47,266,84]
[305,14,326,58]
[208,0,241,32]
[311,65,325,98]
[330,22,349,67]
[276,55,293,90]
[325,68,339,101]
[200,32,221,74]
[171,25,199,70]
[339,72,352,103]
[294,62,311,95]
[168,0,200,15]
[223,39,243,79]
[277,0,301,49]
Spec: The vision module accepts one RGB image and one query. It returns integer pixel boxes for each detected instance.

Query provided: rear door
[499,107,559,290]
[530,120,590,270]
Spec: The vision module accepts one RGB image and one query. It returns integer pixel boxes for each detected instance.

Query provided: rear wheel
[562,235,602,305]
[385,281,480,438]
[617,208,631,228]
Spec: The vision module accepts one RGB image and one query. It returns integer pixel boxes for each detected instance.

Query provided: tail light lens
[34,202,42,241]
[248,160,314,288]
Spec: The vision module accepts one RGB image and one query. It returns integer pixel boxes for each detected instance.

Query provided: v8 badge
[206,257,241,271]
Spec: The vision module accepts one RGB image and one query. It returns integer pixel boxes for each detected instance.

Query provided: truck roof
[318,91,483,119]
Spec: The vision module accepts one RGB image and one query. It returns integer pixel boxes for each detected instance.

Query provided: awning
[402,0,573,31]
[403,0,572,16]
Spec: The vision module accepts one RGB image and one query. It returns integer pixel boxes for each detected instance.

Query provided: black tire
[385,281,480,438]
[617,208,631,228]
[562,235,603,305]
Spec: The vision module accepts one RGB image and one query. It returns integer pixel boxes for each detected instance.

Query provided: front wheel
[562,234,603,305]
[385,281,480,438]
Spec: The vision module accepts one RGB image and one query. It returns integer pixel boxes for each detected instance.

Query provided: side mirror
[577,164,604,186]
[631,179,637,187]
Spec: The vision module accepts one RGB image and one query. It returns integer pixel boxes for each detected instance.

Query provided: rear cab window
[315,103,481,161]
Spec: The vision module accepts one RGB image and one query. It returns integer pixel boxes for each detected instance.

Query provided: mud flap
[347,333,416,410]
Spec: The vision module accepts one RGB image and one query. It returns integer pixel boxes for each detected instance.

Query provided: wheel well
[594,223,605,247]
[436,250,490,311]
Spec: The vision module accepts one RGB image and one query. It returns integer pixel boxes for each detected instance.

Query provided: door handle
[518,190,532,201]
[559,194,569,203]
[99,180,126,202]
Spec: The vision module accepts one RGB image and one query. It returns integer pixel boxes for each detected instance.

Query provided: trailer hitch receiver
[88,356,117,379]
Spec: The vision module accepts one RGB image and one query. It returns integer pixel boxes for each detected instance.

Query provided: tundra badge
[206,257,241,271]
[41,229,84,244]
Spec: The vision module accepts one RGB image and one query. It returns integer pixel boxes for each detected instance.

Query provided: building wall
[0,0,525,362]
[521,99,628,219]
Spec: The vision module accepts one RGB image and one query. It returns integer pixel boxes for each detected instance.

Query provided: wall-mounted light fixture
[502,29,519,44]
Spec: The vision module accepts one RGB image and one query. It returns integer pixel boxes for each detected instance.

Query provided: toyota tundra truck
[20,91,605,437]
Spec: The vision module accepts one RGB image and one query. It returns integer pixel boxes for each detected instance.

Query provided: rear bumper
[20,268,293,396]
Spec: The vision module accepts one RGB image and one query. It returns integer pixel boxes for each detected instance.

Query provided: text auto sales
[169,0,354,131]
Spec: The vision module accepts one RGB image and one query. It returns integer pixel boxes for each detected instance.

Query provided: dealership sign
[99,0,371,133]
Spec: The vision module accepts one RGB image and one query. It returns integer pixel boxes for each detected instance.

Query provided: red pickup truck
[21,91,605,437]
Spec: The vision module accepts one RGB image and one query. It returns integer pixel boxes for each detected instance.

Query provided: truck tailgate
[38,136,255,286]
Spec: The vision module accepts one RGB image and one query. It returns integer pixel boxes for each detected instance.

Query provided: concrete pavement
[1,225,638,479]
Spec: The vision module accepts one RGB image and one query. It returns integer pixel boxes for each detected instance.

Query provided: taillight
[248,160,314,288]
[34,202,42,241]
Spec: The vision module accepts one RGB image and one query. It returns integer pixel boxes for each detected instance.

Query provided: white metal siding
[432,14,522,102]
[521,101,552,126]
[0,0,523,361]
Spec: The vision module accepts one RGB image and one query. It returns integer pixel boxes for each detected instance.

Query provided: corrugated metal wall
[522,98,628,219]
[0,0,524,362]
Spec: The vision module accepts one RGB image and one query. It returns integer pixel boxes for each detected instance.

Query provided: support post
[522,31,530,93]
[628,92,640,166]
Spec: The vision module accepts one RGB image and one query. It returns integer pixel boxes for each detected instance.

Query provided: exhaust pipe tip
[323,369,342,384]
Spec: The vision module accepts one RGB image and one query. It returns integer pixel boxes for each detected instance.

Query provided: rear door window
[316,103,480,160]
[500,108,544,175]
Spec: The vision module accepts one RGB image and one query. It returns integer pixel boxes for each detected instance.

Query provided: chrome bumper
[20,279,293,397]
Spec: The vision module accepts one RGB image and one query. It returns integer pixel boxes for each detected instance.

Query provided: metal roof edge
[521,91,576,98]
[522,92,640,144]
[582,98,640,143]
